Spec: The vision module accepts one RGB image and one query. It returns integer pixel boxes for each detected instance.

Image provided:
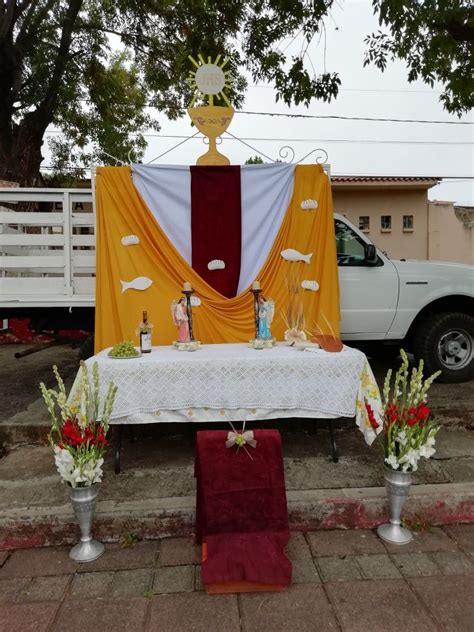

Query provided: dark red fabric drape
[190,166,241,298]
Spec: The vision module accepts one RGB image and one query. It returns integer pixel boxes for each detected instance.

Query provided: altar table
[71,343,382,471]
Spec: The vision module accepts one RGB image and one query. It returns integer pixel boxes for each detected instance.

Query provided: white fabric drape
[131,163,295,294]
[131,164,192,264]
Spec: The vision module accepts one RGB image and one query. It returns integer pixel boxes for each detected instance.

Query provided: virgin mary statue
[257,296,275,340]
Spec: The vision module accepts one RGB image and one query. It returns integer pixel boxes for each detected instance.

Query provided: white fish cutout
[301,280,320,291]
[190,296,201,307]
[281,249,313,264]
[301,199,318,210]
[121,234,140,246]
[120,276,153,293]
[207,259,225,271]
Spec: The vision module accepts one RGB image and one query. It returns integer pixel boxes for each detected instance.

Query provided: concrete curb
[1,482,473,551]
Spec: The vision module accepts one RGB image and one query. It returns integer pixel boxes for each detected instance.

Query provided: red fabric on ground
[202,532,291,587]
[195,429,291,589]
[0,319,88,344]
[190,166,241,298]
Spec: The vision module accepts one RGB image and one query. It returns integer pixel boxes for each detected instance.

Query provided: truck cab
[335,214,474,382]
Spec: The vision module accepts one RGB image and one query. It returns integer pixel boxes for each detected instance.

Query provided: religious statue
[171,298,190,343]
[257,296,275,341]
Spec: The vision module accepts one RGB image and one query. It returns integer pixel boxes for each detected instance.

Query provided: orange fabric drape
[95,164,340,352]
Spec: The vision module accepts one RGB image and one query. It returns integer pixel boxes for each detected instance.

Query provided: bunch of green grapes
[108,340,139,357]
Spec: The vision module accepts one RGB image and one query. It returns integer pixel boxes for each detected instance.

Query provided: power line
[249,85,444,95]
[43,130,472,146]
[56,99,473,125]
[237,111,473,125]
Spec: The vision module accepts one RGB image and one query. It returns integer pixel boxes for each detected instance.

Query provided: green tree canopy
[245,156,265,165]
[0,1,472,185]
[364,1,474,115]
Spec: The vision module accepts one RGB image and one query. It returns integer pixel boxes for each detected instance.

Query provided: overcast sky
[138,0,473,206]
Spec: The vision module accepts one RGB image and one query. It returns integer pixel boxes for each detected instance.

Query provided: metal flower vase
[69,484,104,562]
[377,466,413,545]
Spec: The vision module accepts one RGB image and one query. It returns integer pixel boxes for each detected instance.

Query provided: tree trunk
[0,0,84,187]
[0,119,45,186]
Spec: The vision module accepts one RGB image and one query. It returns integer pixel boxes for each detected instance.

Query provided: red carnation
[407,417,418,426]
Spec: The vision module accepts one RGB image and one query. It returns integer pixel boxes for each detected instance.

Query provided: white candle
[183,281,192,292]
[252,281,261,290]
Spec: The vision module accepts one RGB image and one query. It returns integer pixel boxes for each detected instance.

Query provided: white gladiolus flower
[426,435,436,448]
[399,448,420,472]
[53,449,105,487]
[384,454,399,470]
[395,430,408,447]
[419,444,436,459]
[53,447,77,486]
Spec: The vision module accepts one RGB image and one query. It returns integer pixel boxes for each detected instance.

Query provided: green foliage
[365,1,474,115]
[0,0,341,183]
[120,526,141,548]
[245,155,265,164]
[401,515,433,532]
[0,0,472,184]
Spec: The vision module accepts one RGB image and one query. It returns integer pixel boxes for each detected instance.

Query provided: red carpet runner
[195,429,292,592]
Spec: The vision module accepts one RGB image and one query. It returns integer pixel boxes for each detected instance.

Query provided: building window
[403,215,414,231]
[359,216,370,232]
[381,215,392,231]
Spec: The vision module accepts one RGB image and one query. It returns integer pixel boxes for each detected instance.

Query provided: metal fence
[0,188,95,307]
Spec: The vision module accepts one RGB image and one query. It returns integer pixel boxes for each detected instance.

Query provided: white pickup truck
[0,189,472,382]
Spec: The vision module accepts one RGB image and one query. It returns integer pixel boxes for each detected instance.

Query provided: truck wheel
[413,312,474,383]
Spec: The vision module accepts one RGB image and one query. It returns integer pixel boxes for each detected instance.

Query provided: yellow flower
[235,434,246,447]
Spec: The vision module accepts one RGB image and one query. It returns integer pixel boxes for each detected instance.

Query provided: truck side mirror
[364,243,378,265]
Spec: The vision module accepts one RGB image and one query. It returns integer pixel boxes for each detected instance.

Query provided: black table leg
[327,420,339,463]
[114,425,123,474]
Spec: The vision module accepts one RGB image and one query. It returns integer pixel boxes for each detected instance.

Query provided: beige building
[331,176,473,265]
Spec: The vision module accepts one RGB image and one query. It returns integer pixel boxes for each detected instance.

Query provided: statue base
[172,341,201,352]
[248,338,277,350]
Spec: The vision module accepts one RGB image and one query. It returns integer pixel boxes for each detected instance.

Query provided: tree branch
[442,21,474,43]
[16,0,58,52]
[80,22,171,70]
[34,0,83,129]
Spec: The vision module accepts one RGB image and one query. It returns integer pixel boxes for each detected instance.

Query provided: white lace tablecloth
[71,343,382,444]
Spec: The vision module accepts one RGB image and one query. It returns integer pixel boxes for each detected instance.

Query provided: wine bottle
[140,310,152,353]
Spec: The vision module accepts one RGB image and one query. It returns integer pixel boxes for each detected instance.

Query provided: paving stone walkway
[0,525,473,631]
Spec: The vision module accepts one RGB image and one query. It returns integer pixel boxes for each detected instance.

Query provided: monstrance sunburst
[187,54,235,165]
[188,54,233,107]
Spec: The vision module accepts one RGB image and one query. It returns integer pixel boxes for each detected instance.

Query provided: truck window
[334,219,368,266]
